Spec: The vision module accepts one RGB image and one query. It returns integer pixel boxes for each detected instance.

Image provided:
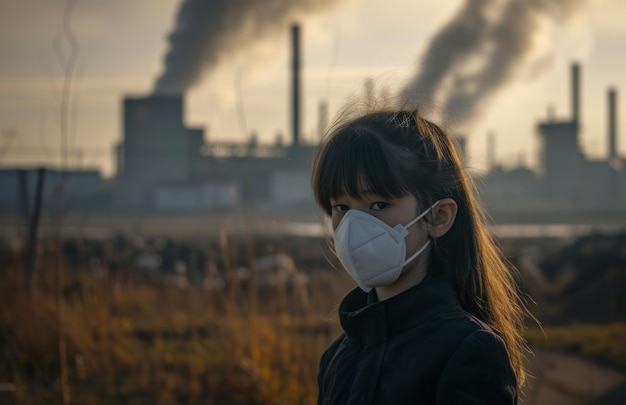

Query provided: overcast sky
[1,0,625,177]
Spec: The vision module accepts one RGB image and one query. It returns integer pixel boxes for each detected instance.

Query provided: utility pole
[23,168,46,293]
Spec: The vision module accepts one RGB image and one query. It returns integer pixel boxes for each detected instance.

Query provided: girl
[312,110,528,404]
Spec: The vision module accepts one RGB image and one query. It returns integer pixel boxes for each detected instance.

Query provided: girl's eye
[333,204,350,213]
[370,202,389,211]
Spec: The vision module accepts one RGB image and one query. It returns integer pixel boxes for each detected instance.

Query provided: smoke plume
[154,0,341,95]
[398,0,593,131]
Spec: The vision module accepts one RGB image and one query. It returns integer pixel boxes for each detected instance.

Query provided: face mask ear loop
[404,239,431,266]
[403,200,441,230]
[401,201,441,266]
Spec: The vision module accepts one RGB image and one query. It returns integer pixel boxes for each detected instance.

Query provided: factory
[111,53,626,222]
[0,25,624,225]
[114,25,317,215]
[479,63,626,222]
[114,91,318,214]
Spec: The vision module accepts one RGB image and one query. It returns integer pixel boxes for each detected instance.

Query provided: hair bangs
[317,126,413,212]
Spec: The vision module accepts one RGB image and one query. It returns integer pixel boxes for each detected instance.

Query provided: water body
[1,214,624,241]
[285,222,626,240]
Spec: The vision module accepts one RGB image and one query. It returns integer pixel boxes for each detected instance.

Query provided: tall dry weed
[0,235,348,404]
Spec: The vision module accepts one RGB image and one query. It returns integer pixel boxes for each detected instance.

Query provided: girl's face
[330,191,430,261]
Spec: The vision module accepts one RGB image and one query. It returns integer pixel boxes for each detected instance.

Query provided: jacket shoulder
[319,333,347,371]
[437,329,518,403]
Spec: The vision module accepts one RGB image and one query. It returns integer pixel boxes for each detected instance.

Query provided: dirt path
[521,350,626,404]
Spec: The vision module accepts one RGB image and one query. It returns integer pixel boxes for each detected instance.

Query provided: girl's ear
[428,198,457,238]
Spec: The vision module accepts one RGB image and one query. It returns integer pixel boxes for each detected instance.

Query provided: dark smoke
[399,0,592,131]
[154,0,342,95]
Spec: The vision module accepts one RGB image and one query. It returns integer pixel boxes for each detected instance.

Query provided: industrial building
[479,63,626,222]
[113,25,317,215]
[114,93,316,214]
[111,57,625,223]
[0,25,624,226]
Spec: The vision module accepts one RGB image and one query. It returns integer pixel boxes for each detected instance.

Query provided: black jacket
[317,274,518,404]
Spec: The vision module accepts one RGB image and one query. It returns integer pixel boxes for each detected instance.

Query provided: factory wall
[117,95,189,207]
[0,169,109,214]
[153,182,240,212]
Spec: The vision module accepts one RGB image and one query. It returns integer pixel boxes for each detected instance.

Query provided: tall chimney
[291,24,301,147]
[487,131,496,170]
[608,87,618,160]
[571,62,581,125]
[318,100,328,141]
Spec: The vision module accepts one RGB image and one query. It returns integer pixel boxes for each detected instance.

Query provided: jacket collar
[339,273,461,345]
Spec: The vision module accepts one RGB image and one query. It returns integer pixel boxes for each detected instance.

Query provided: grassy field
[0,238,351,405]
[1,231,624,404]
[525,323,626,373]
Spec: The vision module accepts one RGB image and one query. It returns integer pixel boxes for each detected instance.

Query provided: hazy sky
[1,0,625,177]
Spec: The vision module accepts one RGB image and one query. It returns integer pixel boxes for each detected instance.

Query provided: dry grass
[525,323,626,372]
[0,239,350,405]
[4,228,623,404]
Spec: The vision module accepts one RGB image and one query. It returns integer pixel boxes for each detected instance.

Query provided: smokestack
[291,24,301,147]
[153,1,342,94]
[609,87,618,160]
[455,135,467,163]
[487,131,496,170]
[571,62,581,125]
[318,100,328,141]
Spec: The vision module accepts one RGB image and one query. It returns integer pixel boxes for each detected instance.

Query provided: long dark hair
[311,110,528,386]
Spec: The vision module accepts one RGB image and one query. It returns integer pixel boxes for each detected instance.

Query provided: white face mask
[333,203,437,292]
